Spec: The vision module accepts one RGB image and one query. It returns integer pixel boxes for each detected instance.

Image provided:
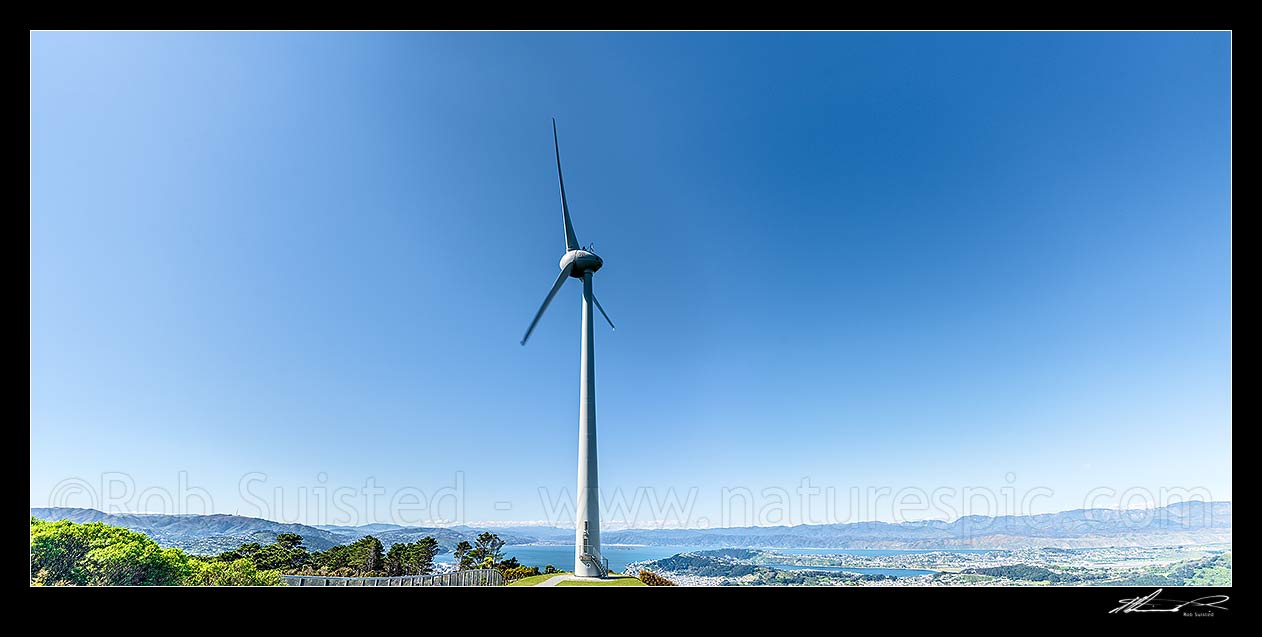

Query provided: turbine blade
[521,264,574,345]
[592,293,616,332]
[554,118,581,252]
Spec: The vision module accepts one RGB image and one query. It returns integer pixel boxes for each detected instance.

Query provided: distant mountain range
[31,501,1230,555]
[29,507,554,555]
[30,508,348,555]
[602,501,1232,549]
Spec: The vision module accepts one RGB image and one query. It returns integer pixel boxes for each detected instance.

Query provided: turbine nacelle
[560,249,603,277]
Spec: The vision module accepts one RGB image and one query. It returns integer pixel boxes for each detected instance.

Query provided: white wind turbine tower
[520,119,617,578]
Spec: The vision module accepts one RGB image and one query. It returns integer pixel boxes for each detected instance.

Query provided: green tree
[31,518,287,586]
[275,533,304,549]
[214,534,309,572]
[384,537,439,576]
[454,540,474,570]
[30,517,190,586]
[186,557,284,586]
[217,542,262,563]
[357,536,385,574]
[469,532,505,566]
[502,564,541,582]
[256,537,310,571]
[312,536,385,576]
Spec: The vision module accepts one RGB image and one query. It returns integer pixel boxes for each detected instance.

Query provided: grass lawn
[556,574,646,586]
[506,572,571,586]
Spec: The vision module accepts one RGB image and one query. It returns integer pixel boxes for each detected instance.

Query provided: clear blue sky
[30,31,1231,528]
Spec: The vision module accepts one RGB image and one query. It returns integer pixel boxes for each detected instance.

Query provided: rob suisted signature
[1110,588,1229,614]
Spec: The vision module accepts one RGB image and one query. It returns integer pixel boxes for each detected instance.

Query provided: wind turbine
[520,119,616,578]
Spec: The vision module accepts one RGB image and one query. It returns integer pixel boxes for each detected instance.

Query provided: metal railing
[580,545,609,578]
[281,569,504,587]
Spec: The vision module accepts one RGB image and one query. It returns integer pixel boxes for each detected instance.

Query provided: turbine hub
[561,249,603,277]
